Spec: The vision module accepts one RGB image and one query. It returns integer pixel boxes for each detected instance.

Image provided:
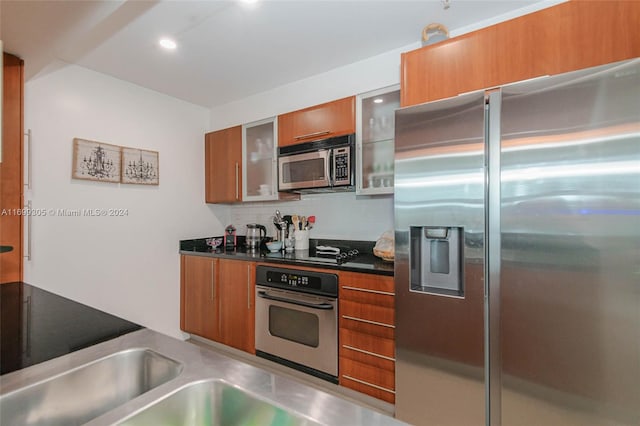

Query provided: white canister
[294,230,309,250]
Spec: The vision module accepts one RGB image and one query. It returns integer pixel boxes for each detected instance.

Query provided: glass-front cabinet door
[356,85,400,195]
[242,117,278,201]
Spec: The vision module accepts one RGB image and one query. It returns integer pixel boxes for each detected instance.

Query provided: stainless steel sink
[0,348,182,426]
[118,379,318,426]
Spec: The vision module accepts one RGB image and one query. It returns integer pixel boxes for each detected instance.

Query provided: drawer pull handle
[342,315,394,329]
[294,130,330,140]
[342,345,395,362]
[342,375,395,394]
[342,286,394,296]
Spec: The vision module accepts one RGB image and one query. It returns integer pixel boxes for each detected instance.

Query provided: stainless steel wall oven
[255,265,338,383]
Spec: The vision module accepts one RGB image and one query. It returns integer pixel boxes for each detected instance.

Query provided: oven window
[282,158,325,183]
[269,305,319,347]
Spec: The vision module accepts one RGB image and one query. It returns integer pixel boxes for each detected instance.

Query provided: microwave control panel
[333,147,351,186]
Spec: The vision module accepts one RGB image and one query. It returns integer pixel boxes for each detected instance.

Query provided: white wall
[211,44,412,241]
[210,0,567,241]
[24,63,228,339]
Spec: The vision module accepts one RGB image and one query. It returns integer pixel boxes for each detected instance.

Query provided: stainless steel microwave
[278,134,354,192]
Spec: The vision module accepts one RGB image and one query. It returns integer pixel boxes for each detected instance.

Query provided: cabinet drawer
[340,299,394,328]
[340,358,395,403]
[340,328,395,360]
[340,272,394,293]
[340,285,394,307]
[340,342,395,371]
[340,316,395,339]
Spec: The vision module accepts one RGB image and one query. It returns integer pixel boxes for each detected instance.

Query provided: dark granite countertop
[179,237,394,276]
[0,282,142,375]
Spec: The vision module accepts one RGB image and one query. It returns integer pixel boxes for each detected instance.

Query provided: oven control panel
[268,271,320,289]
[256,266,338,297]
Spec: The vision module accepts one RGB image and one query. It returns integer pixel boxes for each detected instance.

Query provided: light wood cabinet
[339,272,395,404]
[401,1,640,107]
[1,53,24,284]
[181,255,255,354]
[218,259,255,354]
[205,126,242,203]
[278,96,355,147]
[180,255,219,341]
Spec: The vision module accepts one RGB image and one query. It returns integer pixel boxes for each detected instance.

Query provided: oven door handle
[257,291,334,310]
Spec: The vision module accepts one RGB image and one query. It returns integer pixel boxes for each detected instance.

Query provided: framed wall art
[121,147,159,185]
[72,138,121,183]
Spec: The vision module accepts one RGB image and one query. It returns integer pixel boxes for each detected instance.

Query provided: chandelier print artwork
[122,147,159,185]
[72,139,121,183]
[72,138,159,185]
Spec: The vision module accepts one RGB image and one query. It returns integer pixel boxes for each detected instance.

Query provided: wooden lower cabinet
[1,53,24,284]
[339,272,396,404]
[218,259,255,354]
[180,256,255,354]
[180,255,218,341]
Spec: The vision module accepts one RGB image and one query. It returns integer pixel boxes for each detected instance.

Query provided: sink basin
[0,348,182,426]
[118,379,318,426]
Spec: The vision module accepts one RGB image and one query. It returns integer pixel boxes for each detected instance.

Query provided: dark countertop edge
[179,249,394,276]
[178,237,394,277]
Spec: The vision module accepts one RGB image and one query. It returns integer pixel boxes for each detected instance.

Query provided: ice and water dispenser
[410,226,464,297]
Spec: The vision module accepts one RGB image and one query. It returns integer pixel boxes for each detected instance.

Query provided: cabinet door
[356,86,399,195]
[401,1,640,107]
[180,255,218,341]
[1,53,24,284]
[242,117,278,201]
[205,126,242,203]
[278,96,355,147]
[218,259,255,354]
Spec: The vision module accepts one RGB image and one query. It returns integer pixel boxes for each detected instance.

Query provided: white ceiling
[1,0,551,109]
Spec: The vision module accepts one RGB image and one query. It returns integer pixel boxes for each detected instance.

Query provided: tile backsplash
[229,192,393,242]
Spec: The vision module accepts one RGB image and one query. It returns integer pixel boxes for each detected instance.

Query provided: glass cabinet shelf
[242,117,278,201]
[356,85,400,195]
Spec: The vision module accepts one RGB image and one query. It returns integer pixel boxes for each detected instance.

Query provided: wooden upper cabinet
[278,96,355,147]
[401,1,640,107]
[205,126,242,203]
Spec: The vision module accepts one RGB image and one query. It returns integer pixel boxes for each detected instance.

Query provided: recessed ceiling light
[240,0,259,3]
[373,98,384,104]
[159,38,177,50]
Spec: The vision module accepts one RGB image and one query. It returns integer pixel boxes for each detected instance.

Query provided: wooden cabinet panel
[341,299,394,327]
[218,259,255,354]
[1,53,24,284]
[205,126,242,203]
[278,96,355,147]
[339,272,394,294]
[339,272,395,403]
[180,255,218,341]
[340,340,395,371]
[340,358,395,404]
[340,328,394,360]
[401,1,640,107]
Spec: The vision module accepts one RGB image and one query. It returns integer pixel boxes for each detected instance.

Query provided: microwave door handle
[326,149,333,186]
[257,290,334,310]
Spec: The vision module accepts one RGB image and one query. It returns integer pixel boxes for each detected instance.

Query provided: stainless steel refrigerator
[394,59,640,426]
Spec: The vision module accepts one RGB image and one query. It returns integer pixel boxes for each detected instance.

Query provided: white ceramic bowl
[266,241,283,252]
